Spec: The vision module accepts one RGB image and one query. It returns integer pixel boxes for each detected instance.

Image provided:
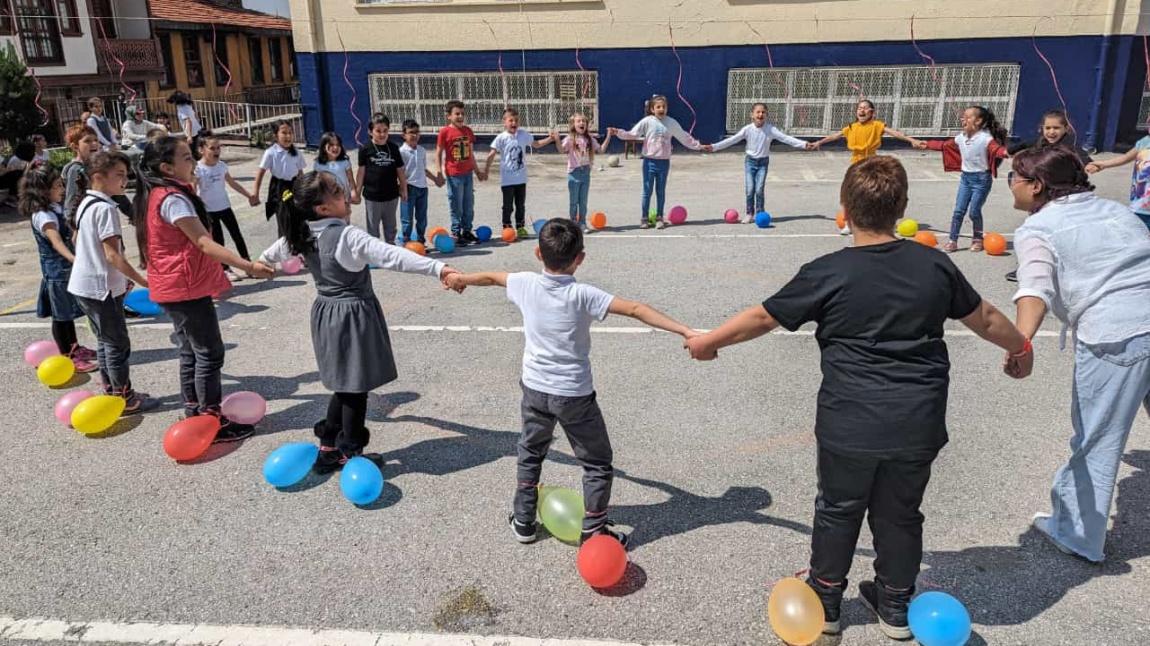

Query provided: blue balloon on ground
[475,225,492,242]
[434,234,456,253]
[124,288,162,316]
[263,442,319,488]
[340,456,384,505]
[755,211,772,228]
[533,220,545,235]
[908,591,972,646]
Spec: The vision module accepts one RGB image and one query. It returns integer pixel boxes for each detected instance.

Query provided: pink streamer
[94,16,136,106]
[909,15,940,84]
[335,26,363,146]
[30,69,49,127]
[211,23,239,123]
[667,25,698,134]
[763,43,790,100]
[575,47,591,100]
[1032,19,1073,134]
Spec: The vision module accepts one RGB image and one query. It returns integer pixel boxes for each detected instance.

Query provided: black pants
[163,297,225,415]
[209,208,250,269]
[267,176,292,222]
[75,293,131,393]
[317,392,369,456]
[809,444,937,590]
[501,183,527,229]
[51,320,78,354]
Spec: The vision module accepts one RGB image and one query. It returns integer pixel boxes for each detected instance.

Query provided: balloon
[221,391,267,425]
[755,211,772,228]
[577,534,627,588]
[428,226,449,244]
[37,355,75,387]
[897,218,919,237]
[434,234,456,253]
[263,442,319,488]
[475,225,493,242]
[163,415,221,461]
[767,578,825,646]
[908,591,972,646]
[55,390,95,426]
[70,395,125,435]
[532,219,546,235]
[501,227,518,243]
[404,241,426,256]
[340,456,384,505]
[607,155,620,168]
[914,231,939,248]
[983,232,1007,256]
[724,209,740,224]
[124,288,162,316]
[835,211,847,229]
[280,256,303,275]
[668,205,688,225]
[589,212,607,229]
[24,340,59,367]
[538,486,583,543]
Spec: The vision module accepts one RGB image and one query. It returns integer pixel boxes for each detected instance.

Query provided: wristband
[1010,339,1033,358]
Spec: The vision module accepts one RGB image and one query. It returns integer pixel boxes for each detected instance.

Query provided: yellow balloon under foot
[71,395,126,435]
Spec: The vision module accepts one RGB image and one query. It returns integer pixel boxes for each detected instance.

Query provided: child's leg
[556,392,614,535]
[501,185,515,228]
[568,172,580,220]
[461,174,475,233]
[515,384,559,525]
[513,184,526,229]
[77,294,132,394]
[364,199,382,239]
[966,172,992,242]
[867,454,937,590]
[334,391,370,456]
[446,176,463,236]
[381,198,400,244]
[319,393,344,445]
[640,159,655,223]
[51,319,78,355]
[265,179,283,222]
[218,208,250,263]
[743,156,756,215]
[209,210,228,270]
[755,158,769,214]
[949,173,975,242]
[413,186,428,243]
[809,445,877,590]
[163,297,225,415]
[654,159,669,219]
[400,198,413,242]
[577,169,591,225]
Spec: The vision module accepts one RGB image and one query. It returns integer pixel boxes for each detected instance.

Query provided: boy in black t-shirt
[685,156,1032,639]
[356,113,407,244]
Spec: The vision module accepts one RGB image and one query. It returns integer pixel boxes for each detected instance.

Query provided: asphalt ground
[0,145,1147,646]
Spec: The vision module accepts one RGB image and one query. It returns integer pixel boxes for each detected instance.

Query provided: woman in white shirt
[1007,145,1150,563]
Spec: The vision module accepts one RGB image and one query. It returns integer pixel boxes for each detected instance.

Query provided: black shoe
[312,448,344,475]
[580,519,630,548]
[859,579,914,640]
[806,576,845,635]
[212,416,255,443]
[1005,269,1018,282]
[123,307,141,319]
[508,513,538,544]
[453,234,472,247]
[462,230,479,243]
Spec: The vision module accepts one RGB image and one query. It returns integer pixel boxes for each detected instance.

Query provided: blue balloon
[908,591,972,646]
[340,456,384,505]
[754,211,772,228]
[532,220,546,235]
[263,442,319,488]
[475,225,493,242]
[435,234,456,254]
[124,288,162,316]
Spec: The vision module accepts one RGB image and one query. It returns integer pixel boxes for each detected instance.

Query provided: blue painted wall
[299,35,1139,152]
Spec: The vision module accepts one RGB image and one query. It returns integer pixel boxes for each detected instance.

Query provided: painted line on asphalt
[586,233,1013,239]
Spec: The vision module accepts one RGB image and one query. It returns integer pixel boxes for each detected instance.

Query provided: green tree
[0,43,44,145]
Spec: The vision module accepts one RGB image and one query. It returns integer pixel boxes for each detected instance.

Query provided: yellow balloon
[897,218,919,238]
[36,355,75,387]
[71,395,126,435]
[767,577,824,646]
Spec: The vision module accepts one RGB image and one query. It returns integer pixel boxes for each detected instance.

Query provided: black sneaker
[212,416,255,443]
[580,519,630,548]
[312,448,344,474]
[806,576,845,635]
[508,514,538,544]
[453,234,472,247]
[859,579,914,640]
[462,230,479,243]
[1005,269,1018,282]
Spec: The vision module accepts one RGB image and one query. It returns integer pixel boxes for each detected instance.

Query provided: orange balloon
[590,212,607,230]
[983,232,1007,256]
[767,578,825,646]
[404,241,427,256]
[835,211,846,229]
[428,227,448,244]
[501,227,518,243]
[577,535,627,588]
[163,415,221,461]
[914,230,939,248]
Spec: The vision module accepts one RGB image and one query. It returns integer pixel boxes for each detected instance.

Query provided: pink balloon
[24,340,59,367]
[221,391,267,425]
[724,209,740,223]
[281,256,302,275]
[668,205,688,225]
[54,390,95,426]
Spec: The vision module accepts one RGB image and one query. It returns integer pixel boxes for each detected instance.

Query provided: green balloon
[538,487,584,543]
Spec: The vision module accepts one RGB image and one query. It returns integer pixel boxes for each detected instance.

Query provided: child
[608,95,711,229]
[1085,125,1150,231]
[435,100,481,245]
[167,91,204,154]
[447,218,697,546]
[915,105,1009,252]
[66,151,155,413]
[399,119,443,247]
[253,120,307,229]
[19,167,97,372]
[556,112,612,232]
[259,172,460,469]
[62,125,101,226]
[355,114,407,244]
[196,135,260,281]
[133,136,274,439]
[711,103,813,223]
[85,97,118,151]
[31,134,50,167]
[483,108,558,238]
[154,112,173,132]
[314,131,358,204]
[685,156,1030,639]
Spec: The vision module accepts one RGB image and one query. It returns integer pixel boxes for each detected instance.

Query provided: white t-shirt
[32,206,63,235]
[160,192,197,225]
[260,144,307,181]
[491,129,534,187]
[177,104,202,138]
[711,122,807,158]
[505,271,615,397]
[957,130,993,173]
[399,143,427,189]
[314,159,352,193]
[195,160,231,212]
[68,191,128,300]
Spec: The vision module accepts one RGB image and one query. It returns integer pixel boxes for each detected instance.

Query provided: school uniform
[196,159,250,269]
[260,144,307,224]
[32,205,85,352]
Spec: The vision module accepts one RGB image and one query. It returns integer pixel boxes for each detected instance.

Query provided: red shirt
[437,124,476,176]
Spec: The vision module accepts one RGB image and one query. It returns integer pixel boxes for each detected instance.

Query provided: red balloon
[576,535,627,588]
[163,416,221,461]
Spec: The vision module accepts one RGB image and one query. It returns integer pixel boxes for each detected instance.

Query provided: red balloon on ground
[163,415,221,461]
[576,535,627,588]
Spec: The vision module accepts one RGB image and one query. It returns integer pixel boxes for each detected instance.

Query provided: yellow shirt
[842,120,886,164]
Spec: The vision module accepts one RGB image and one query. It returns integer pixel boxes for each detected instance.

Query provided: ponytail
[131,136,211,269]
[972,106,1008,146]
[279,171,343,256]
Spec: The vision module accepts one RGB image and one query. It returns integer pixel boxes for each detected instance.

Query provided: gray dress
[306,221,397,392]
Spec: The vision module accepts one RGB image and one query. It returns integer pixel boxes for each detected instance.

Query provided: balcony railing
[96,39,163,74]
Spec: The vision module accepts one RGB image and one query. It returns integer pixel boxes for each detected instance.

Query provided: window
[158,33,176,88]
[248,37,265,85]
[55,0,79,35]
[212,36,231,88]
[0,3,11,34]
[268,37,283,83]
[182,33,204,87]
[14,0,65,65]
[90,0,115,38]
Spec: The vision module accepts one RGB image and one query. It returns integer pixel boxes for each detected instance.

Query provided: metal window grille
[726,63,1020,136]
[1138,88,1150,131]
[368,71,598,135]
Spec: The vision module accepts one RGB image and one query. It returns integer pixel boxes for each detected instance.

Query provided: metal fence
[1138,89,1150,131]
[726,63,1020,136]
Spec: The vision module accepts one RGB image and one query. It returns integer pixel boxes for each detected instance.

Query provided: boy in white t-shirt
[195,135,260,281]
[399,119,444,247]
[482,108,557,238]
[448,218,697,547]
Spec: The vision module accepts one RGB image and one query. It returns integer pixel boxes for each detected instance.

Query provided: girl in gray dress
[260,172,461,471]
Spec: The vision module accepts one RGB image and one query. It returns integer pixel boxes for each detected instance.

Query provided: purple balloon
[221,391,267,425]
[24,340,59,368]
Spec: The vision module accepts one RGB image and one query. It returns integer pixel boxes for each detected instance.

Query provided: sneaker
[942,240,959,253]
[508,513,538,544]
[859,579,914,640]
[655,220,667,230]
[121,389,159,415]
[639,221,651,229]
[583,226,593,234]
[580,519,630,548]
[312,447,344,475]
[514,226,528,239]
[212,415,255,443]
[71,344,97,361]
[806,576,845,635]
[452,234,472,247]
[462,230,479,243]
[840,225,852,235]
[1031,512,1095,560]
[970,240,984,253]
[741,215,754,224]
[1005,270,1018,282]
[71,356,98,373]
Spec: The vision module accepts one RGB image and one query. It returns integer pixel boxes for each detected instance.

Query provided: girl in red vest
[132,137,275,441]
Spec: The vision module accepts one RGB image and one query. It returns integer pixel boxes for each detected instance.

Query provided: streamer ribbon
[94,15,136,106]
[482,20,509,107]
[744,23,789,100]
[909,15,941,84]
[667,24,698,134]
[211,23,239,123]
[1032,18,1073,133]
[575,46,592,101]
[334,25,364,146]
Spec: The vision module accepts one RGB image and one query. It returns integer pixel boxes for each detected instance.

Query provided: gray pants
[163,297,225,415]
[364,198,399,244]
[75,293,131,393]
[515,383,614,532]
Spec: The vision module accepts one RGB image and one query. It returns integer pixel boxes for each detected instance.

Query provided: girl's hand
[434,175,445,188]
[684,335,718,361]
[247,261,275,279]
[913,140,928,150]
[607,127,618,136]
[248,195,260,207]
[701,144,714,153]
[1085,162,1102,174]
[440,267,465,293]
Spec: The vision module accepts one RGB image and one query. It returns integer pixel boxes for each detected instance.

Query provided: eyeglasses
[1007,171,1033,187]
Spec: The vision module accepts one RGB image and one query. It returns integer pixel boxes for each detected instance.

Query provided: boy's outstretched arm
[685,305,778,360]
[959,299,1033,378]
[607,297,695,338]
[450,271,509,289]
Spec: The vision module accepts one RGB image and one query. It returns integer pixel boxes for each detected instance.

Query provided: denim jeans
[641,158,670,222]
[400,185,428,244]
[949,171,992,242]
[163,297,226,415]
[744,156,770,215]
[446,173,475,235]
[1036,333,1150,561]
[568,166,592,224]
[75,293,131,393]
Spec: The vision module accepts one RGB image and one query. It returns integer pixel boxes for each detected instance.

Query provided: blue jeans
[744,156,770,215]
[568,166,592,224]
[1035,333,1150,561]
[446,173,474,235]
[949,171,992,242]
[400,185,428,244]
[641,158,670,222]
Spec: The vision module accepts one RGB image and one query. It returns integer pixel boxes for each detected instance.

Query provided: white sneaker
[655,220,667,230]
[741,215,754,224]
[839,225,851,236]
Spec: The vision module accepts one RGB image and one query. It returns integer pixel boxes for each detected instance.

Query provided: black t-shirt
[358,141,405,202]
[763,239,982,457]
